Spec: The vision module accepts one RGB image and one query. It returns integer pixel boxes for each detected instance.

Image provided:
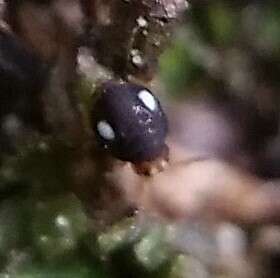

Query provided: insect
[91,81,168,164]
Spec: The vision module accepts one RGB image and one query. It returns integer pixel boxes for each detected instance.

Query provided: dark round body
[91,81,168,163]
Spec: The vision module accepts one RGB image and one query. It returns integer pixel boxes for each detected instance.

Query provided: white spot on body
[97,120,115,140]
[138,90,158,111]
